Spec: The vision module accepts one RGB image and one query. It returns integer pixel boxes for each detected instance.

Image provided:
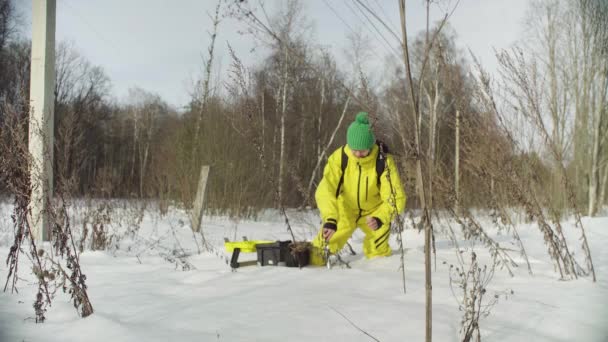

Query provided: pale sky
[16,0,530,109]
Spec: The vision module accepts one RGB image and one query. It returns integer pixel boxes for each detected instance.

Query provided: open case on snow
[225,239,310,268]
[255,240,310,268]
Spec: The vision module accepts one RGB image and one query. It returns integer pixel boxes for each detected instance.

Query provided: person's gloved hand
[366,216,383,230]
[322,219,337,241]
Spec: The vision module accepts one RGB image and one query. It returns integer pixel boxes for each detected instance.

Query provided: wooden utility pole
[191,166,210,234]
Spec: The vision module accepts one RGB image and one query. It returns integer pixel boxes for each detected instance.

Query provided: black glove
[323,218,337,231]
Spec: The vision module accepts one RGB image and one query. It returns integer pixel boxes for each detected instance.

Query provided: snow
[1,204,607,342]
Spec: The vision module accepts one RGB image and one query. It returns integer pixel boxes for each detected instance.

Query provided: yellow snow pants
[310,214,392,266]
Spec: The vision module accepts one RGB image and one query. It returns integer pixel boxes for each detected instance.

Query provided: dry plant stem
[5,211,52,309]
[192,0,221,159]
[169,222,188,258]
[449,251,507,342]
[396,223,407,294]
[135,230,172,262]
[492,200,533,275]
[2,126,92,320]
[191,228,202,255]
[330,306,380,342]
[489,159,569,278]
[444,218,465,266]
[398,0,432,340]
[541,196,579,278]
[565,184,595,281]
[462,164,533,276]
[1,111,51,309]
[448,208,517,277]
[44,255,93,316]
[472,56,588,280]
[47,195,94,317]
[4,202,25,293]
[497,50,596,281]
[381,145,407,294]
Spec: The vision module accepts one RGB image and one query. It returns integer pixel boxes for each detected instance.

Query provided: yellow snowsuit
[311,144,406,265]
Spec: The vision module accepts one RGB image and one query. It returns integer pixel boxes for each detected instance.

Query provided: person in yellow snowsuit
[311,112,406,265]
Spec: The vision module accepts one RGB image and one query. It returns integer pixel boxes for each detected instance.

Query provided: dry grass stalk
[1,101,94,321]
[448,251,513,342]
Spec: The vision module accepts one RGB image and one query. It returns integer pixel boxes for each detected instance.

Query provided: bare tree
[125,87,167,198]
[0,0,16,51]
[579,0,608,216]
[531,0,608,215]
[0,0,28,119]
[271,0,305,207]
[303,96,350,206]
[191,0,221,160]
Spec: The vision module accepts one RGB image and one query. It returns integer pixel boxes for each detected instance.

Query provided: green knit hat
[347,112,375,150]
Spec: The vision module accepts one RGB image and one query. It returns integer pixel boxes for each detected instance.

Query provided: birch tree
[523,0,607,216]
[580,0,608,216]
[126,88,167,198]
[259,0,307,207]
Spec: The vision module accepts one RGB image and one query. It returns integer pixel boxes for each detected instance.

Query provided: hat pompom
[355,112,369,124]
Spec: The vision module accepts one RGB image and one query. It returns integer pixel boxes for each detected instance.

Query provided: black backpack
[335,141,389,197]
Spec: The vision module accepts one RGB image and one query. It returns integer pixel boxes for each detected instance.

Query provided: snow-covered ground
[1,203,607,342]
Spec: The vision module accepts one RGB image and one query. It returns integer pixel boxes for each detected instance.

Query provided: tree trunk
[588,98,602,216]
[426,91,433,211]
[586,16,608,215]
[600,162,608,207]
[455,110,460,211]
[272,87,281,180]
[140,142,148,198]
[261,92,265,154]
[130,110,138,184]
[426,76,440,211]
[318,78,325,160]
[296,101,305,171]
[139,117,154,198]
[278,60,288,207]
[571,6,592,209]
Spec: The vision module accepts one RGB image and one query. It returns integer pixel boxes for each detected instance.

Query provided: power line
[58,0,121,53]
[356,0,401,43]
[343,0,400,61]
[371,0,397,30]
[351,0,401,59]
[321,0,386,63]
[321,0,357,36]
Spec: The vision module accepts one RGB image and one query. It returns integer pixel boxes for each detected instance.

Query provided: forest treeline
[1,0,606,218]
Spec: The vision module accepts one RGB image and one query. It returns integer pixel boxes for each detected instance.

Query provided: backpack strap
[336,143,388,196]
[376,141,388,186]
[335,146,348,197]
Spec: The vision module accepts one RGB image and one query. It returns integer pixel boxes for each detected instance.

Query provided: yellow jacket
[315,144,406,227]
